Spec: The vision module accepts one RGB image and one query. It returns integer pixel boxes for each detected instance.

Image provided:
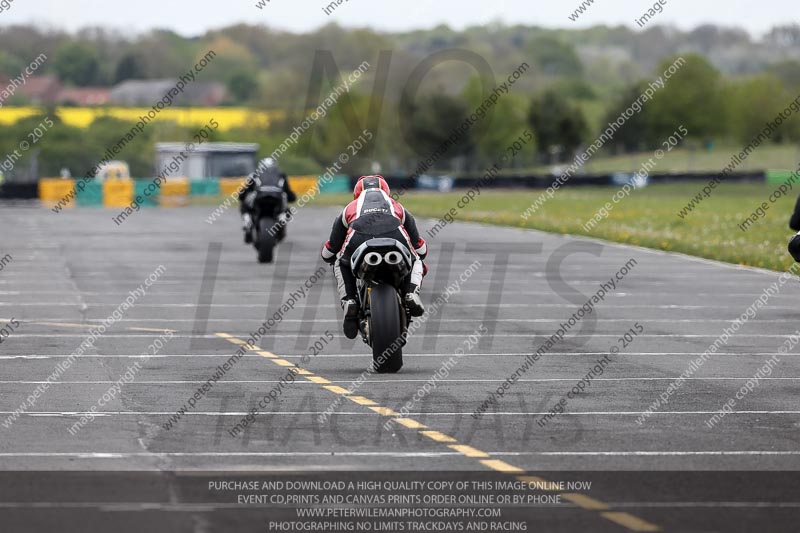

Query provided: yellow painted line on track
[391,418,427,430]
[323,385,351,395]
[601,512,661,532]
[420,431,457,443]
[347,396,378,406]
[214,332,660,532]
[27,321,176,334]
[480,459,525,474]
[448,445,489,458]
[562,493,611,511]
[369,406,399,417]
[28,322,98,329]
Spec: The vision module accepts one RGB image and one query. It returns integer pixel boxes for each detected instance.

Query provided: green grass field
[553,144,800,175]
[314,182,798,272]
[502,144,799,176]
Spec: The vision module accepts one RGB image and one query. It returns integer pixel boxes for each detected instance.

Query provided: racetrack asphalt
[2,200,800,532]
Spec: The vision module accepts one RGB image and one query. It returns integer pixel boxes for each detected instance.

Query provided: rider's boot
[341,298,360,339]
[790,233,800,262]
[242,212,253,244]
[404,283,425,317]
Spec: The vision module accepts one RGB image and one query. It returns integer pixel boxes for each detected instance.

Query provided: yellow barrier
[39,178,76,207]
[219,177,248,197]
[160,177,191,197]
[37,175,323,209]
[291,176,320,197]
[102,179,134,208]
[219,175,318,199]
[159,177,191,207]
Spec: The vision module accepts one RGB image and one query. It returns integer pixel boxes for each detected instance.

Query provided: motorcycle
[350,236,416,373]
[243,182,288,264]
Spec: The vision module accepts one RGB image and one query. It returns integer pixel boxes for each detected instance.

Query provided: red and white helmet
[353,175,390,200]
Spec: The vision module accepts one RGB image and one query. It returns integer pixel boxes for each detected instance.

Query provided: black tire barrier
[349,171,766,191]
[0,183,38,199]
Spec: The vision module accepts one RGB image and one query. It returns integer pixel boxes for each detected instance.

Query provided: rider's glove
[321,243,338,265]
[789,233,800,262]
[415,238,428,260]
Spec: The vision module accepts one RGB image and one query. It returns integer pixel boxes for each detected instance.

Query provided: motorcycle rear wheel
[256,217,276,264]
[369,283,404,373]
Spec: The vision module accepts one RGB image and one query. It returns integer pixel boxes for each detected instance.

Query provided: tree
[399,92,476,165]
[602,82,655,152]
[769,60,800,89]
[227,69,260,103]
[528,36,584,78]
[114,53,144,83]
[528,91,588,160]
[0,50,23,77]
[765,25,800,47]
[199,35,257,83]
[461,75,531,168]
[725,75,799,143]
[642,54,728,145]
[54,42,100,86]
[133,29,197,78]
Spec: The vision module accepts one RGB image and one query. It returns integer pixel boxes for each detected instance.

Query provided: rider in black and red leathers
[788,195,800,261]
[321,175,428,338]
[238,157,296,243]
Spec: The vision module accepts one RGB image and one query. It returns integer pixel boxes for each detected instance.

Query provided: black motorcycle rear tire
[370,283,404,373]
[256,217,276,264]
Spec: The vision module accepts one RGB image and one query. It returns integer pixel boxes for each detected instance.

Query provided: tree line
[1,23,799,177]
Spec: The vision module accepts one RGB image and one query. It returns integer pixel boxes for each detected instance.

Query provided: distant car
[612,172,649,189]
[96,161,131,181]
[548,164,570,177]
[417,174,454,192]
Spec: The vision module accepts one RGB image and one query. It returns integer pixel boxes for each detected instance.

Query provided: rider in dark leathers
[239,157,296,243]
[321,175,428,339]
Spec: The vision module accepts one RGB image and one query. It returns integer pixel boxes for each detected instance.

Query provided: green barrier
[191,179,221,196]
[766,170,794,185]
[318,174,351,194]
[75,180,103,207]
[134,179,161,206]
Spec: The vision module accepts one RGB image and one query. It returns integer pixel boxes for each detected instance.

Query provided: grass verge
[313,183,798,272]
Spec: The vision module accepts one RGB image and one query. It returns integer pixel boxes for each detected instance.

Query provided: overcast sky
[0,0,795,37]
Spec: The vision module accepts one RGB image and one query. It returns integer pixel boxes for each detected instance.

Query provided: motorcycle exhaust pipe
[364,252,383,266]
[384,251,403,266]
